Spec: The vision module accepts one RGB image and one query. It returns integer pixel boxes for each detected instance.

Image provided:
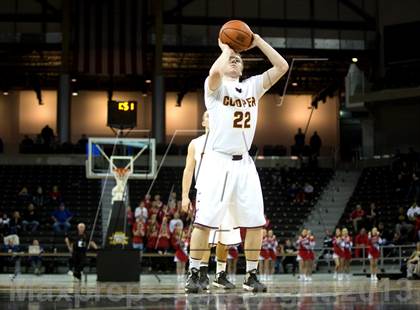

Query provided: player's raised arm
[249,34,289,90]
[181,142,196,213]
[207,39,235,92]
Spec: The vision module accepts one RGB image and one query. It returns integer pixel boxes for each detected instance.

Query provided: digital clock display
[107,100,137,129]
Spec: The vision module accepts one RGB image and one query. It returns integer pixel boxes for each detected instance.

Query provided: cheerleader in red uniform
[296,228,312,281]
[332,228,342,280]
[171,225,189,280]
[265,230,278,280]
[156,216,171,254]
[339,228,353,280]
[368,227,383,282]
[259,229,268,277]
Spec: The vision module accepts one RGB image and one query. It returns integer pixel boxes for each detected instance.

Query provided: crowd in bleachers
[126,193,194,254]
[339,149,420,251]
[0,165,101,277]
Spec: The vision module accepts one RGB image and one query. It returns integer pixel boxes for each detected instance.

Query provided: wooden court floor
[0,274,419,309]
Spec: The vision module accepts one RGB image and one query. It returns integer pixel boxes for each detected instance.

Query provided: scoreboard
[107,100,137,129]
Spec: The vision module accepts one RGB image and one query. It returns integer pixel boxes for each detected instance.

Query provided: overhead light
[339,110,344,117]
[3,91,9,96]
[352,57,358,63]
[72,91,79,96]
[142,93,147,97]
[145,79,152,84]
[71,78,77,82]
[292,82,298,87]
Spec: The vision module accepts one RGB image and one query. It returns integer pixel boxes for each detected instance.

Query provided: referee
[65,223,98,280]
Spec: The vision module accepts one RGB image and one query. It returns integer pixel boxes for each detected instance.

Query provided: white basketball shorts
[208,207,242,245]
[194,151,265,229]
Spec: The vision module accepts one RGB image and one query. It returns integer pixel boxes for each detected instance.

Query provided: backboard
[86,137,156,179]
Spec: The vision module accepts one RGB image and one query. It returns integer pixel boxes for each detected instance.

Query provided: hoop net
[112,167,131,181]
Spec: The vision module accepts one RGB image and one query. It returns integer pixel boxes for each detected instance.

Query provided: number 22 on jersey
[233,111,251,128]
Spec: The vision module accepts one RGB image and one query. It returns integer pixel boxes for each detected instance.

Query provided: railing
[0,244,415,274]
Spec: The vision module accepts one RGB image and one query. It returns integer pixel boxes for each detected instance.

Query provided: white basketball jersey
[190,134,208,176]
[204,74,267,155]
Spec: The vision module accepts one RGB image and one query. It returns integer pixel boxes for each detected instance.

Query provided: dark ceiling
[0,0,377,96]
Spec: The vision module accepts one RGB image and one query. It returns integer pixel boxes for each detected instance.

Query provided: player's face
[201,111,209,129]
[225,55,243,78]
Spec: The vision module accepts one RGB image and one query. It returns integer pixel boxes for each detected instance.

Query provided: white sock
[189,258,201,271]
[216,261,227,274]
[246,261,258,273]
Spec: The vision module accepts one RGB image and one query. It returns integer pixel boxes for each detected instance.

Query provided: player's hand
[181,197,191,214]
[245,33,261,50]
[218,38,233,53]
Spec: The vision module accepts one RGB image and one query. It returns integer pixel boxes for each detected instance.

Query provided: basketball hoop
[111,167,131,203]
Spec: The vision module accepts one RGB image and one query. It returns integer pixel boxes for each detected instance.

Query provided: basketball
[219,20,253,52]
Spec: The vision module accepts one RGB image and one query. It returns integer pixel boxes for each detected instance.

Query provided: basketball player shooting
[182,111,241,291]
[184,23,289,293]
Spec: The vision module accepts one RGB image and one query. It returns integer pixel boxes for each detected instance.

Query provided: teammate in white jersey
[183,32,288,293]
[182,111,241,290]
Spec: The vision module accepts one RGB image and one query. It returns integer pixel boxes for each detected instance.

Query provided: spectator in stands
[152,194,162,207]
[17,187,32,210]
[9,211,22,235]
[309,131,322,156]
[40,125,54,147]
[351,204,365,233]
[303,182,314,201]
[0,211,10,236]
[49,185,62,207]
[176,200,183,213]
[390,231,405,246]
[0,136,3,153]
[65,223,98,280]
[32,186,46,208]
[169,212,183,233]
[407,171,420,202]
[167,200,177,217]
[3,235,21,280]
[28,239,43,275]
[132,218,146,251]
[414,213,420,242]
[126,206,134,233]
[134,201,148,222]
[294,128,305,155]
[157,204,169,224]
[377,222,391,244]
[146,215,159,252]
[156,216,171,254]
[22,204,40,232]
[295,184,306,205]
[52,203,73,233]
[77,134,88,152]
[396,206,413,236]
[169,192,177,204]
[281,239,297,275]
[143,194,152,209]
[354,228,369,258]
[407,202,420,240]
[407,202,420,219]
[20,135,34,153]
[406,242,420,279]
[366,203,377,229]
